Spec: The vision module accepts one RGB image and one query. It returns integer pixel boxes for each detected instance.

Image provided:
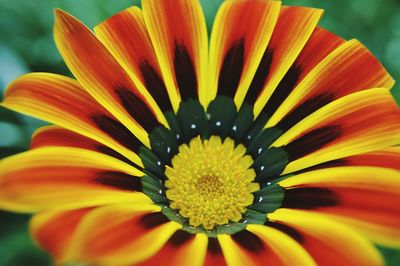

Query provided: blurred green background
[0,0,399,265]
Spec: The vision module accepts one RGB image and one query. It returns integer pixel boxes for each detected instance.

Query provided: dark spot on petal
[260,64,302,117]
[95,171,142,191]
[282,187,339,209]
[244,48,273,104]
[139,60,173,111]
[277,93,335,132]
[208,238,223,255]
[115,87,159,132]
[91,114,142,152]
[231,230,265,253]
[168,230,193,247]
[174,42,198,100]
[294,159,348,174]
[265,221,304,243]
[139,212,169,229]
[218,38,245,97]
[284,125,342,161]
[95,145,141,168]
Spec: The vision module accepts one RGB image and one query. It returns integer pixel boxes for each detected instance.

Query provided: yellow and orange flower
[1,0,400,265]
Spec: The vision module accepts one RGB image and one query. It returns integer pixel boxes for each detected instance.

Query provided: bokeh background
[0,0,399,265]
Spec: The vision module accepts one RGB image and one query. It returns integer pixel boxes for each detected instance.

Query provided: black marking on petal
[96,145,141,168]
[208,238,223,255]
[284,125,342,161]
[265,221,304,243]
[115,87,159,132]
[95,171,142,191]
[139,212,169,229]
[91,114,142,152]
[294,159,348,174]
[168,230,193,247]
[244,48,273,104]
[139,60,173,111]
[282,187,339,209]
[231,231,265,253]
[174,42,198,100]
[277,93,335,132]
[260,64,302,117]
[218,38,245,97]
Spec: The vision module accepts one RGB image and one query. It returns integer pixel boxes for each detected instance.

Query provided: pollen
[165,136,259,230]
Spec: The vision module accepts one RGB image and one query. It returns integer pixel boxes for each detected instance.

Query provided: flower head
[1,0,400,265]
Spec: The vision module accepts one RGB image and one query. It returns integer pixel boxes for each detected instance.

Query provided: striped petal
[218,230,297,266]
[255,27,345,123]
[272,88,400,173]
[54,9,166,146]
[245,6,323,115]
[247,224,316,266]
[2,73,143,166]
[30,208,93,263]
[204,238,227,266]
[69,204,181,265]
[138,231,207,266]
[31,126,134,166]
[268,209,384,266]
[94,7,173,113]
[0,147,150,212]
[279,166,400,247]
[142,0,208,109]
[208,0,281,107]
[267,39,395,128]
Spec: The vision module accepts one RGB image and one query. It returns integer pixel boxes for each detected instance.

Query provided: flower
[1,0,400,265]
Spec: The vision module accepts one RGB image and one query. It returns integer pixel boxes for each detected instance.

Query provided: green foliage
[0,0,399,265]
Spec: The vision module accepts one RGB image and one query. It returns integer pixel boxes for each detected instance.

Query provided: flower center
[164,136,259,229]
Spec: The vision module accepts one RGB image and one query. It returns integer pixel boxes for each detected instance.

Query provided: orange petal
[142,0,208,109]
[2,73,143,166]
[30,208,93,263]
[269,209,384,266]
[208,0,281,107]
[69,204,180,265]
[273,88,400,173]
[54,9,166,146]
[204,238,228,266]
[94,7,173,112]
[0,147,150,212]
[218,231,286,266]
[256,27,345,122]
[279,166,400,247]
[138,231,207,266]
[267,38,395,128]
[244,6,323,113]
[31,126,135,166]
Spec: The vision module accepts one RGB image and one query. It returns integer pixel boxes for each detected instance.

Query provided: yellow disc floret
[165,136,259,230]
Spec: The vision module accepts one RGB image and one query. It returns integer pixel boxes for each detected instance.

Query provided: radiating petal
[217,231,286,266]
[31,126,135,166]
[94,6,173,113]
[138,231,207,266]
[142,0,208,109]
[2,73,143,166]
[204,238,227,266]
[0,147,150,212]
[69,204,180,265]
[279,166,400,247]
[244,6,323,114]
[268,209,384,266]
[30,208,93,263]
[267,39,395,128]
[247,224,316,266]
[272,88,400,173]
[255,27,345,123]
[54,9,166,146]
[208,0,281,107]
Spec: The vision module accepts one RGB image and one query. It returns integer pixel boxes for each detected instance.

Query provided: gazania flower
[1,0,400,265]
